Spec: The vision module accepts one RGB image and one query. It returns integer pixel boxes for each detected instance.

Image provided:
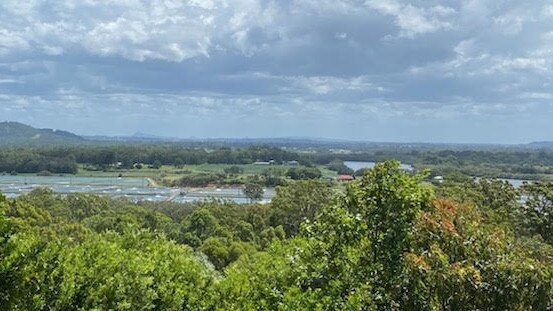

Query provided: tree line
[0,146,302,174]
[0,149,78,174]
[2,145,553,181]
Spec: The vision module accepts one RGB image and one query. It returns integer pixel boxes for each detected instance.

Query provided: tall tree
[243,183,264,203]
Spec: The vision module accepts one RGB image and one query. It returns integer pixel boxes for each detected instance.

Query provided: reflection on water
[0,175,275,204]
[473,177,527,188]
[501,179,525,188]
[344,161,414,172]
[0,175,147,187]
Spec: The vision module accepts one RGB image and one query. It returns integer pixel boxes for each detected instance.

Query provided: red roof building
[337,174,355,182]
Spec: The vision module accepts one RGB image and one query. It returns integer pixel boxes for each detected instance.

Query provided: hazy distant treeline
[313,149,553,178]
[0,149,78,174]
[0,146,302,174]
[2,145,553,179]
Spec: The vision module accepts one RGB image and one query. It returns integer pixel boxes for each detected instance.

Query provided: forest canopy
[1,161,553,309]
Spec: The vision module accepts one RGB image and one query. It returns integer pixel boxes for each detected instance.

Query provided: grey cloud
[0,0,552,143]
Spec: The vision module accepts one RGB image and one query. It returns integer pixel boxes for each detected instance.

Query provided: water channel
[0,175,275,204]
[343,161,528,187]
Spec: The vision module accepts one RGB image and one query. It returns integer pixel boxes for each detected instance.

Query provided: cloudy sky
[0,0,552,143]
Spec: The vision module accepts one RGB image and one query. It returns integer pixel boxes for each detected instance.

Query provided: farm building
[337,174,355,182]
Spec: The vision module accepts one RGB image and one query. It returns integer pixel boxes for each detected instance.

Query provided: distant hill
[1,121,551,150]
[0,121,85,146]
[528,141,553,148]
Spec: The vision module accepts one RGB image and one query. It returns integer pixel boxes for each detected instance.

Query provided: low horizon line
[2,120,551,146]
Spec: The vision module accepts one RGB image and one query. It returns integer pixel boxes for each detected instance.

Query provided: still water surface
[344,161,414,172]
[0,175,274,203]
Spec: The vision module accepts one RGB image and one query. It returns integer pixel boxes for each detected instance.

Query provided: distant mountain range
[1,121,553,149]
[0,121,85,146]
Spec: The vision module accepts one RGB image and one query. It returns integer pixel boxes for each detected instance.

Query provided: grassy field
[74,163,338,185]
[76,165,173,178]
[178,163,336,178]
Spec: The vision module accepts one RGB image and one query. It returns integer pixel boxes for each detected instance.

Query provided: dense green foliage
[0,145,300,174]
[170,166,290,187]
[313,149,553,180]
[0,149,78,174]
[285,167,322,180]
[3,143,553,182]
[73,145,299,167]
[1,161,553,309]
[242,183,264,202]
